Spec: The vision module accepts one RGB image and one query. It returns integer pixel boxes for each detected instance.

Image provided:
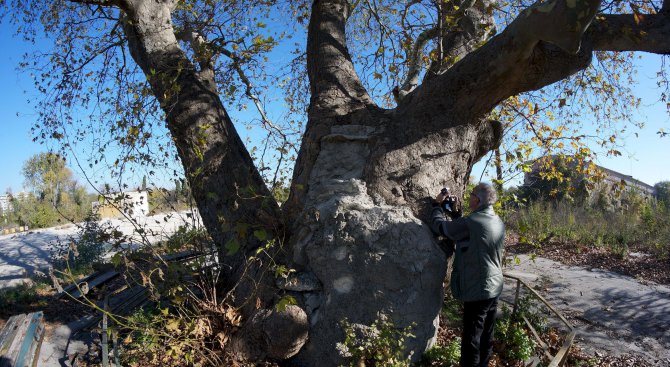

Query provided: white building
[0,192,29,214]
[93,190,149,219]
[0,195,11,214]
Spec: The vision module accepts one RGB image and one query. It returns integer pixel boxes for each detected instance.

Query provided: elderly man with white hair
[431,182,505,367]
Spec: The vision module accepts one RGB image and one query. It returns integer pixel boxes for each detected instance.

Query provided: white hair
[473,182,497,206]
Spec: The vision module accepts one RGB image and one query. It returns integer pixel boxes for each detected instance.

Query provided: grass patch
[0,281,52,318]
[506,200,670,259]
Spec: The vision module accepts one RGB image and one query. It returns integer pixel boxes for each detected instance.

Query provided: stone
[263,305,309,360]
[230,305,309,362]
[276,271,322,292]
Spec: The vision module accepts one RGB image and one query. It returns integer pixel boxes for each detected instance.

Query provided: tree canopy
[1,0,667,190]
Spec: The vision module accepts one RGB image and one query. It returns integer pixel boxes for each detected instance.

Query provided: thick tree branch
[175,28,215,77]
[401,0,603,126]
[307,0,373,115]
[120,1,281,294]
[425,0,496,77]
[395,0,496,102]
[590,13,670,53]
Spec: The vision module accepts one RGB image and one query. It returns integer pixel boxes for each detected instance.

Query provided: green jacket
[431,205,505,302]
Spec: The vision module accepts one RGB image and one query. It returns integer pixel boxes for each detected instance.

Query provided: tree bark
[120,1,280,307]
[286,1,503,364]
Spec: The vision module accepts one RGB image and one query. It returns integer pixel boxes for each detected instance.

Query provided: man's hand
[435,191,447,204]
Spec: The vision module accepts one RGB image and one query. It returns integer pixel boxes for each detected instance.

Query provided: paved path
[0,211,201,289]
[0,211,202,366]
[504,255,670,366]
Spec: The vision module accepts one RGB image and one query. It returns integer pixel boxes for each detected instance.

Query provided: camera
[440,187,458,213]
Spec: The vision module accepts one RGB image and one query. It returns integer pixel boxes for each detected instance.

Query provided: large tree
[2,0,669,364]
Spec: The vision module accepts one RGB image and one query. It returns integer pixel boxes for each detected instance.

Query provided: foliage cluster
[2,152,94,229]
[655,181,670,207]
[419,338,461,367]
[120,304,229,367]
[337,315,416,367]
[147,180,194,215]
[494,315,536,362]
[111,225,279,366]
[63,225,227,367]
[493,298,547,363]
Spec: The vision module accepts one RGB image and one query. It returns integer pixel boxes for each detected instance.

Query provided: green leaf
[111,253,123,267]
[276,295,297,312]
[225,238,240,256]
[253,229,267,241]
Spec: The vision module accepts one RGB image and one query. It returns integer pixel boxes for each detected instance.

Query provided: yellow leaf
[166,319,181,332]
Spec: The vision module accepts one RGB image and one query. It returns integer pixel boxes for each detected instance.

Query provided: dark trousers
[461,296,498,367]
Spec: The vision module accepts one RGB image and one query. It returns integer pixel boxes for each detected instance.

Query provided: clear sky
[1,20,669,194]
[0,23,46,194]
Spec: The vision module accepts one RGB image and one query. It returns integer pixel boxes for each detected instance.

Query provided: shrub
[121,306,222,367]
[506,197,670,259]
[441,292,463,325]
[420,338,461,366]
[337,314,415,367]
[51,213,109,276]
[495,316,536,362]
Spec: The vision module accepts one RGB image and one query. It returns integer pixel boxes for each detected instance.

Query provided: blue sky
[1,20,669,194]
[0,23,45,194]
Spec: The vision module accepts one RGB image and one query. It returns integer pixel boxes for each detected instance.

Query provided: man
[431,182,505,367]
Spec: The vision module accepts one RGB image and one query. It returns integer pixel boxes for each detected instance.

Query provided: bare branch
[67,0,129,11]
[175,28,215,76]
[64,38,126,75]
[213,45,289,142]
[394,26,438,102]
[68,0,121,5]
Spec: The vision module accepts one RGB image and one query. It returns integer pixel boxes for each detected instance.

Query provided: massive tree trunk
[68,0,670,364]
[120,0,281,311]
[283,1,501,364]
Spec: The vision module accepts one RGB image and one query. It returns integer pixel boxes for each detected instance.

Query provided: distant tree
[174,179,182,197]
[520,156,591,203]
[655,181,670,207]
[141,175,147,191]
[22,152,75,206]
[17,153,91,227]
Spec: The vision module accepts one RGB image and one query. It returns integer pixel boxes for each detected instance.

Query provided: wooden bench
[0,312,45,367]
[55,270,120,300]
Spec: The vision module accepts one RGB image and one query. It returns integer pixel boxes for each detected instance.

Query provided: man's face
[469,192,480,211]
